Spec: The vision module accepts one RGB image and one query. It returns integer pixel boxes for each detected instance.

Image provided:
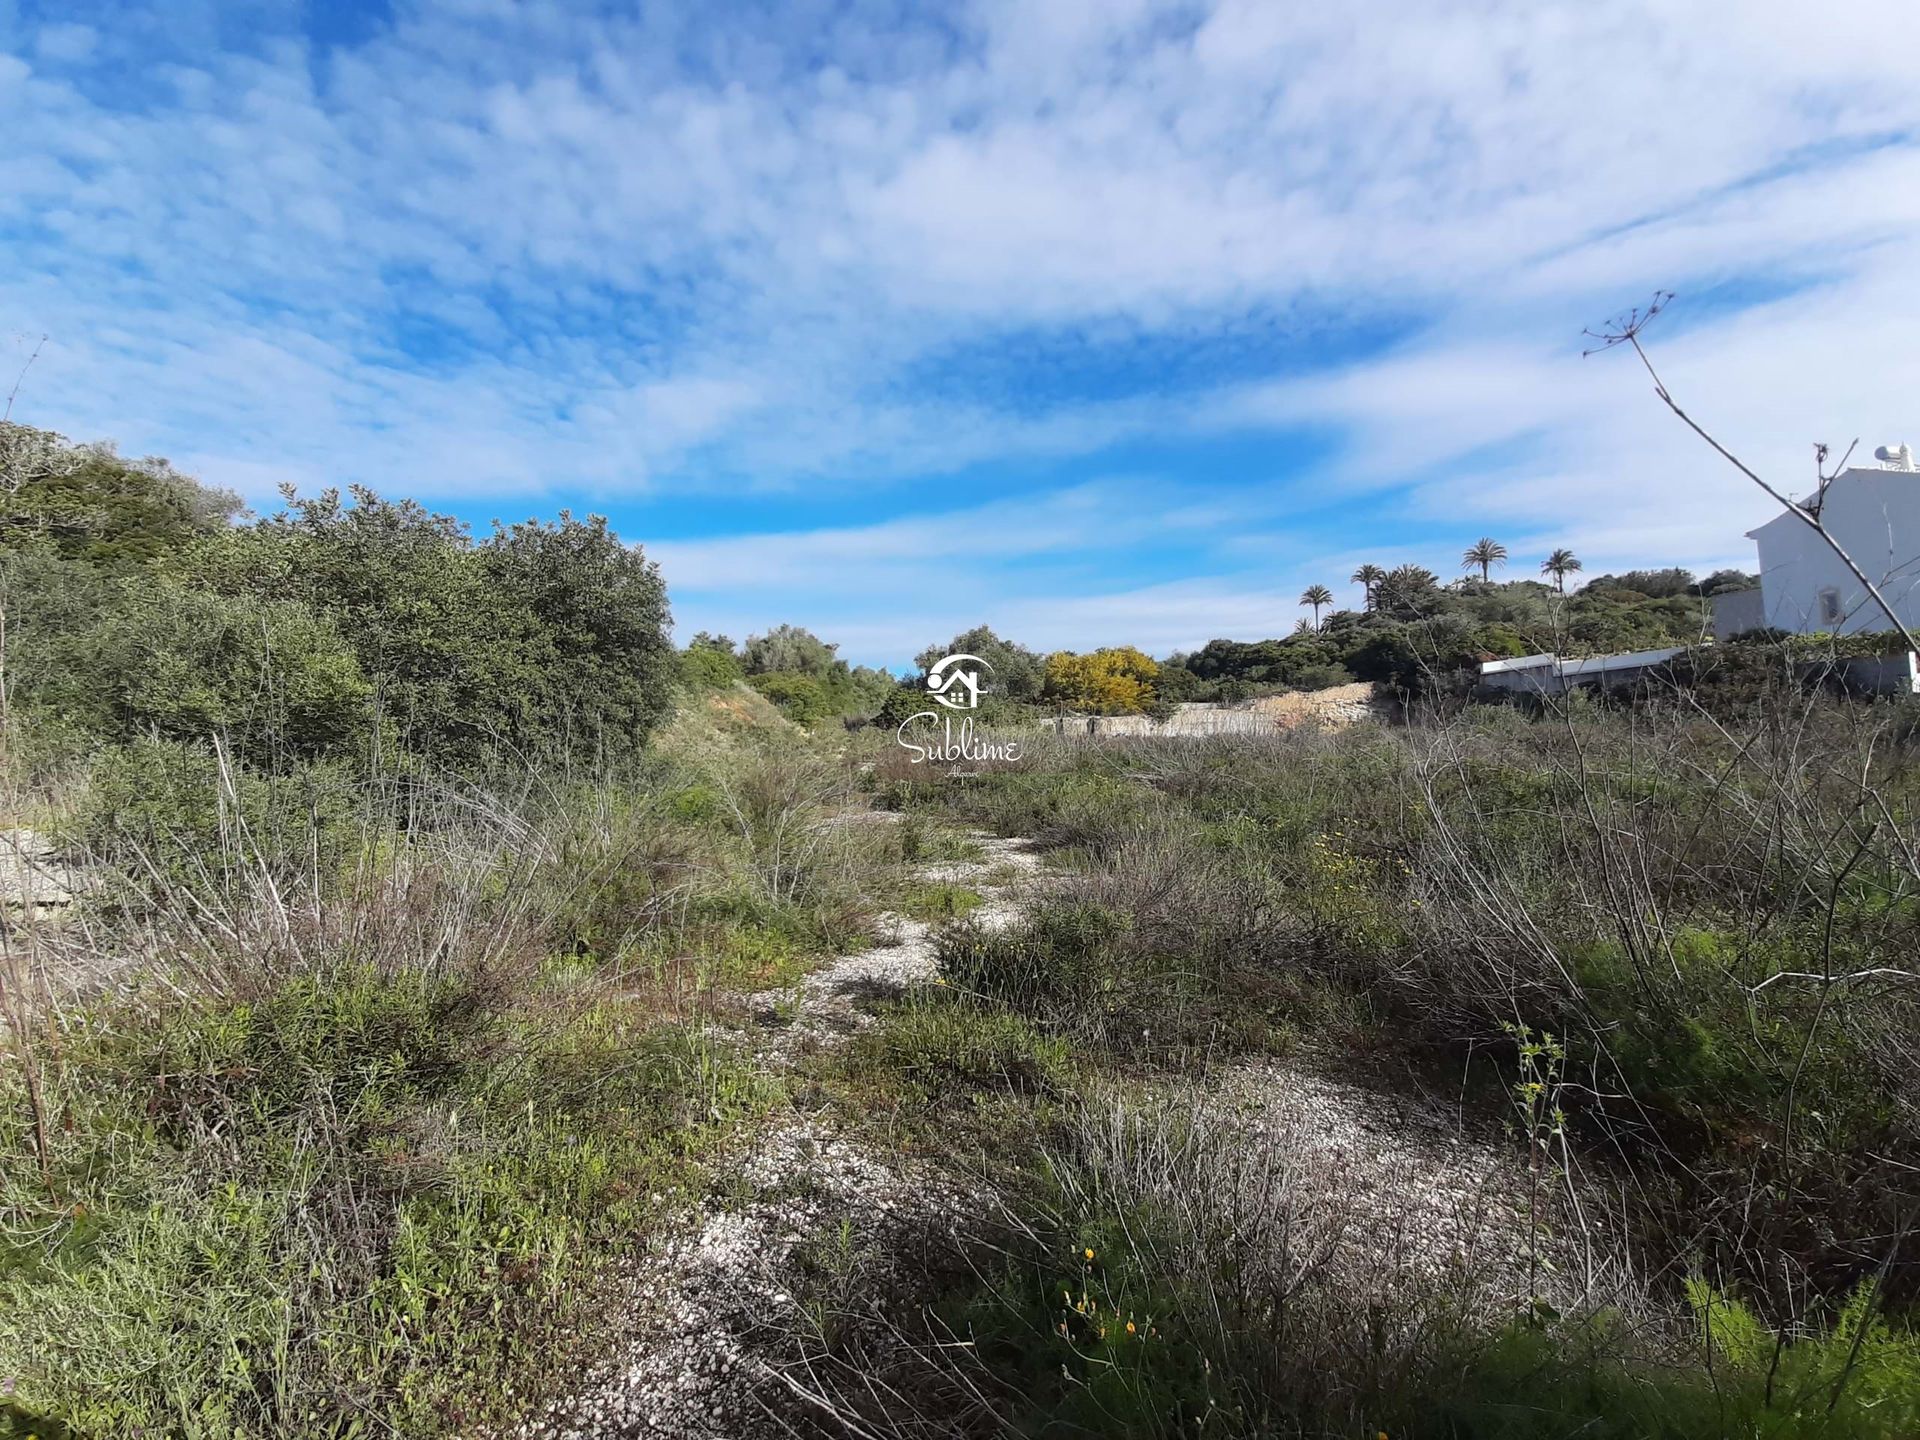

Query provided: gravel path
[522,826,1041,1439]
[519,823,1620,1437]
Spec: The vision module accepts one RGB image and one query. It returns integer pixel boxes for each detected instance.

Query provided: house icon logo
[925,653,991,710]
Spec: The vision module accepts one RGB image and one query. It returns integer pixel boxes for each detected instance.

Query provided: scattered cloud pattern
[6,0,1920,662]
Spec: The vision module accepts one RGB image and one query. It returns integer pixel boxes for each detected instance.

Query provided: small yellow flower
[1083,1247,1095,1260]
[1125,1321,1137,1335]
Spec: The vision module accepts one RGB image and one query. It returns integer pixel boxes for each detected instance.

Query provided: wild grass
[0,733,909,1438]
[780,1085,1918,1439]
[841,683,1920,1428]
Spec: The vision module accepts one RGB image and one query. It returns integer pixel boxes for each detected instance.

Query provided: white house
[1735,446,1920,637]
[1479,647,1686,695]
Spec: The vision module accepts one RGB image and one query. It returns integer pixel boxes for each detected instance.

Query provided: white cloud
[6,0,1920,659]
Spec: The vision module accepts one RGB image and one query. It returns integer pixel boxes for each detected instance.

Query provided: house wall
[1710,587,1765,640]
[1754,468,1920,635]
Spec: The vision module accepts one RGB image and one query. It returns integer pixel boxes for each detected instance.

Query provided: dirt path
[522,829,1042,1440]
[522,827,1612,1437]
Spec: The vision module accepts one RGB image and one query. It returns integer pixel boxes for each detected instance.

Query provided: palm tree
[1378,564,1439,617]
[1541,547,1582,593]
[1299,584,1333,630]
[1351,564,1386,611]
[1462,537,1508,583]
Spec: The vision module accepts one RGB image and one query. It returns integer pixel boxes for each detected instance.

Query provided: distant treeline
[1,420,1764,761]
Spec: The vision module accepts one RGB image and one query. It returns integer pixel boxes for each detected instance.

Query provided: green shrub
[938,901,1130,1025]
[71,737,362,889]
[87,581,374,763]
[749,671,837,725]
[839,994,1068,1101]
[0,968,768,1438]
[898,880,984,923]
[680,644,744,690]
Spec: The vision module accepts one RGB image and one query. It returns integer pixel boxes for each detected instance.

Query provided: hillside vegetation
[1,423,1915,1439]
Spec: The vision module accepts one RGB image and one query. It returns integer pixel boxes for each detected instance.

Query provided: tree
[1043,647,1159,714]
[81,581,372,765]
[1299,584,1333,629]
[913,625,1045,702]
[200,488,674,769]
[1695,569,1757,597]
[681,644,743,690]
[1462,537,1508,582]
[748,671,835,725]
[479,511,676,765]
[1351,564,1386,611]
[743,624,841,679]
[1541,548,1583,593]
[203,487,503,764]
[1,421,242,566]
[1377,565,1441,619]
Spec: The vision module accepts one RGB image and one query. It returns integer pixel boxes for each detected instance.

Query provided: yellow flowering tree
[1043,646,1159,714]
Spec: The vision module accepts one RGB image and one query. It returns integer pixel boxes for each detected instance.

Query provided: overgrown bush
[892,692,1920,1311]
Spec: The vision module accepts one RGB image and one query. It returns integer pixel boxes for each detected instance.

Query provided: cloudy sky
[5,0,1920,665]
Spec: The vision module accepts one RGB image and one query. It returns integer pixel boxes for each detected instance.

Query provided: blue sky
[6,0,1920,666]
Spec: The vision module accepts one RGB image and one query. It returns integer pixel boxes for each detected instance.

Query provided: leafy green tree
[873,680,935,730]
[1695,569,1758,597]
[1,422,240,566]
[198,489,673,769]
[1377,565,1442,620]
[681,644,744,690]
[478,512,675,766]
[914,625,1045,702]
[743,624,841,679]
[1299,584,1333,630]
[200,487,505,764]
[748,671,835,725]
[1581,566,1692,599]
[83,582,373,765]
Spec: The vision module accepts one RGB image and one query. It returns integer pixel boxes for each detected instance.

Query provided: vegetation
[797,676,1919,1438]
[1298,583,1333,629]
[1168,560,1746,702]
[1042,646,1162,716]
[0,422,912,1436]
[3,416,1911,1438]
[1463,535,1509,582]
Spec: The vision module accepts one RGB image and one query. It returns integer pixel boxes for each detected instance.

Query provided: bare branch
[1590,293,1920,655]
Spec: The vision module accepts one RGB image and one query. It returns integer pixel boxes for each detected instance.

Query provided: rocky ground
[522,828,1040,1439]
[0,829,74,920]
[520,821,1613,1438]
